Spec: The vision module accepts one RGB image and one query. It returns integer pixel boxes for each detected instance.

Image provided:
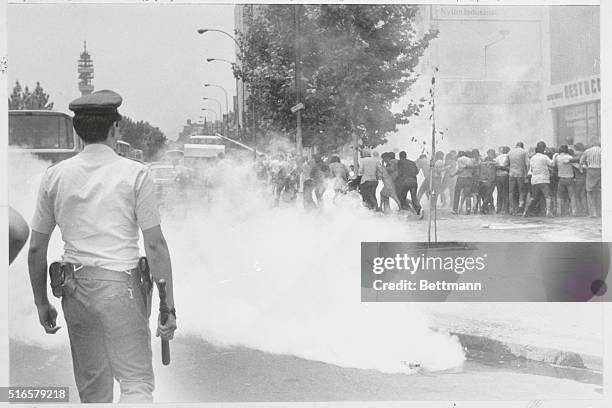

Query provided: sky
[8,3,237,140]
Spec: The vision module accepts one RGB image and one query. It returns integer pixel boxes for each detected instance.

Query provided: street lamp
[199,28,248,141]
[207,57,234,66]
[197,28,240,47]
[201,108,219,134]
[484,29,510,79]
[206,58,242,138]
[202,97,223,125]
[204,83,229,136]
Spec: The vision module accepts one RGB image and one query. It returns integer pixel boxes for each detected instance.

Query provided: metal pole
[223,91,229,137]
[242,82,246,141]
[427,68,438,247]
[202,108,219,134]
[235,78,240,139]
[350,100,359,171]
[205,84,229,136]
[294,4,303,158]
[353,126,359,171]
[204,98,223,127]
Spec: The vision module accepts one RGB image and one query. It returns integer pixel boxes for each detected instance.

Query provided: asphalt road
[10,336,602,403]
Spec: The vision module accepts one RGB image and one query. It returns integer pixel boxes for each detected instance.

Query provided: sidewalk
[425,303,603,371]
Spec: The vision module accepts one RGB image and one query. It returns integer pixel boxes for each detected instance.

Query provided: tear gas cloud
[389,41,547,157]
[8,151,465,374]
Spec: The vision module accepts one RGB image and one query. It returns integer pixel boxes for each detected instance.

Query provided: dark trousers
[508,176,527,214]
[478,181,496,213]
[396,181,421,214]
[360,180,379,210]
[453,177,473,213]
[556,177,577,216]
[525,183,553,216]
[274,177,294,205]
[62,275,154,403]
[495,175,509,214]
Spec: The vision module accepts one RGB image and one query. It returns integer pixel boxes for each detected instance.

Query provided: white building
[417,4,549,150]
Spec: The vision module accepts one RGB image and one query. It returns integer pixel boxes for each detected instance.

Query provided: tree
[8,81,23,109]
[8,81,54,110]
[117,116,167,161]
[235,5,436,153]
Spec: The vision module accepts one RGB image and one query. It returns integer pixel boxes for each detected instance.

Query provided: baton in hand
[156,279,171,366]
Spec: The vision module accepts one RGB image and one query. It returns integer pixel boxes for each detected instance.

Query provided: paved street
[10,337,602,403]
[364,203,602,243]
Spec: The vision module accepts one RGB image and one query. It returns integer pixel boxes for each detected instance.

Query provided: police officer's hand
[157,313,176,341]
[36,302,61,334]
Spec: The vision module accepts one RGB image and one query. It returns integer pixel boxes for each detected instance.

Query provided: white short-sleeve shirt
[31,143,161,271]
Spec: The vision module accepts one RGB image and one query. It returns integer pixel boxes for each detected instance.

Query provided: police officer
[27,90,176,403]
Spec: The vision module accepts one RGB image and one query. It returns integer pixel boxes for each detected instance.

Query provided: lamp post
[198,116,210,132]
[201,108,219,134]
[207,57,233,66]
[206,58,242,139]
[202,97,223,131]
[484,30,510,79]
[197,28,239,46]
[198,28,247,140]
[204,83,229,136]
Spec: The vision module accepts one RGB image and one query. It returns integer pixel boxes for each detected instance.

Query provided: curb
[450,331,603,372]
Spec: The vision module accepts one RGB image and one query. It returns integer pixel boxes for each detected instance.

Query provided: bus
[183,135,225,159]
[8,110,84,163]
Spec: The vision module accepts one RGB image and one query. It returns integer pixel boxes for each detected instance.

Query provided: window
[9,114,74,149]
[586,102,600,146]
[190,137,222,145]
[555,101,600,146]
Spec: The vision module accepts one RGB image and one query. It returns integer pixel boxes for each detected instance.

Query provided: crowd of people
[252,140,602,219]
[434,140,602,218]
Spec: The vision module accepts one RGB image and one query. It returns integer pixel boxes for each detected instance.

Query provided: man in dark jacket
[395,151,421,215]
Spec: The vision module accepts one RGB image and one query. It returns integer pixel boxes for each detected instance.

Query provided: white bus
[184,135,225,159]
[9,110,84,163]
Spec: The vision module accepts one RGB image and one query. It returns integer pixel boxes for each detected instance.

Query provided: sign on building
[546,75,600,108]
[431,5,542,21]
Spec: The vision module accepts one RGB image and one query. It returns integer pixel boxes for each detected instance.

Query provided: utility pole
[427,67,439,247]
[294,4,303,158]
[349,99,359,171]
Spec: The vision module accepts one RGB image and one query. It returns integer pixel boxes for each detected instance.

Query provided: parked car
[149,163,178,200]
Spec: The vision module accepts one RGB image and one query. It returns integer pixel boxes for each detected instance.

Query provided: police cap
[69,90,122,115]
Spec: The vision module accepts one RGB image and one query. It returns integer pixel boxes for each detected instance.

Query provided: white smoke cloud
[8,151,465,374]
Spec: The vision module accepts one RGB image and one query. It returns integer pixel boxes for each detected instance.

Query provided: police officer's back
[28,90,176,403]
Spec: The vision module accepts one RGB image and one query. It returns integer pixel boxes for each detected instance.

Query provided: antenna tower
[78,41,94,96]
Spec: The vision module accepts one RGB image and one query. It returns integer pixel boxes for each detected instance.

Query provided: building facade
[545,5,600,147]
[418,5,549,150]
